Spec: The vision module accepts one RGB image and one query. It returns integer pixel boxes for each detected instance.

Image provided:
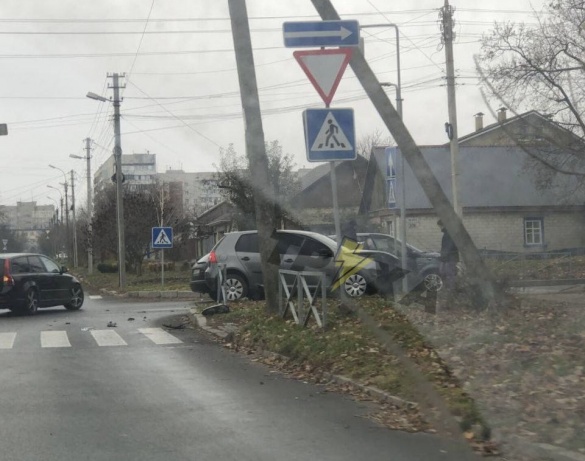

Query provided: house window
[524,218,544,246]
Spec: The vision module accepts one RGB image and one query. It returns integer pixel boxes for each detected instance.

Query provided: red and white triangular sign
[293,48,353,106]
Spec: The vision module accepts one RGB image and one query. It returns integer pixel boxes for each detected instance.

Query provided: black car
[0,253,84,315]
[190,254,210,295]
[356,233,443,292]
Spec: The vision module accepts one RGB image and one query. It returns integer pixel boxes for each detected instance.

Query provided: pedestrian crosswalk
[0,327,183,350]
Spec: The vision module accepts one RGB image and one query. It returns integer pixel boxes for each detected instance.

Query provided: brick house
[359,110,585,252]
[289,154,369,233]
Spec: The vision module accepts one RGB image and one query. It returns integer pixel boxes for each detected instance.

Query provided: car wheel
[423,271,443,292]
[210,274,248,302]
[64,284,84,310]
[20,288,39,315]
[344,273,368,297]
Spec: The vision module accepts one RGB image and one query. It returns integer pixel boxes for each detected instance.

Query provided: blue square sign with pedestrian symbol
[303,108,356,162]
[152,227,173,249]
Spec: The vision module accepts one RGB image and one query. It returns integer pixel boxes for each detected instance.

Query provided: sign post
[152,227,173,287]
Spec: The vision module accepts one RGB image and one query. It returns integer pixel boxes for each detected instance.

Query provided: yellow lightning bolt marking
[331,237,374,292]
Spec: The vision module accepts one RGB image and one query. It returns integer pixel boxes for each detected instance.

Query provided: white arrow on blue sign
[152,227,173,249]
[303,108,356,162]
[283,20,360,48]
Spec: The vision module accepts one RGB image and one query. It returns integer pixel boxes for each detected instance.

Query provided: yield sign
[293,48,352,106]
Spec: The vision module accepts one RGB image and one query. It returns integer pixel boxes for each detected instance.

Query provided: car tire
[64,284,84,310]
[344,273,368,297]
[209,273,248,302]
[422,271,443,292]
[20,288,39,315]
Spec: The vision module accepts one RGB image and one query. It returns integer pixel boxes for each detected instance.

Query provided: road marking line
[41,331,71,348]
[88,295,102,300]
[90,329,127,347]
[138,327,182,345]
[0,332,16,349]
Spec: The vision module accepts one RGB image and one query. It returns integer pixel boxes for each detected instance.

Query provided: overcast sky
[0,0,543,209]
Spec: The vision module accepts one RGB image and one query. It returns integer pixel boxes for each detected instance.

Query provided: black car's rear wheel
[423,271,443,292]
[19,288,39,315]
[64,284,84,310]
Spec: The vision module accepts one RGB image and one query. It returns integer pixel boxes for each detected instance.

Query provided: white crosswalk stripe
[41,331,71,348]
[88,295,102,300]
[0,328,183,349]
[90,329,127,347]
[0,332,16,349]
[138,328,183,345]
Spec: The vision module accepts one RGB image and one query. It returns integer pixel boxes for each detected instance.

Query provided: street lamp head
[86,92,108,103]
[49,164,57,169]
[69,154,83,159]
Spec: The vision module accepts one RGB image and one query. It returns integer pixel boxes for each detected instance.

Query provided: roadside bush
[180,261,190,271]
[97,262,118,273]
[145,261,175,272]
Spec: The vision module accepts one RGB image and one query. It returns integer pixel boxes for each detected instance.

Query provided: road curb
[188,308,416,409]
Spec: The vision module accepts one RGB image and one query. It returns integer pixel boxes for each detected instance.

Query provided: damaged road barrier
[202,263,230,316]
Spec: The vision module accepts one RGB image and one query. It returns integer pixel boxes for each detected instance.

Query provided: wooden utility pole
[85,137,93,274]
[310,0,498,307]
[228,0,279,312]
[441,0,462,217]
[70,170,78,268]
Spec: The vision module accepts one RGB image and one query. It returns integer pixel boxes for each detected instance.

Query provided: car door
[27,255,54,304]
[233,233,262,290]
[9,256,34,303]
[40,256,69,303]
[293,236,335,291]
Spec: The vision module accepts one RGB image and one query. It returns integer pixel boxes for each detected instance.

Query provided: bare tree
[215,141,302,230]
[479,0,585,190]
[356,129,393,159]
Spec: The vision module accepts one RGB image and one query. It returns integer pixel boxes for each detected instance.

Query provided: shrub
[97,262,118,273]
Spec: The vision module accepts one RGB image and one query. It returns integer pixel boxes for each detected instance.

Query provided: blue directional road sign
[283,20,360,48]
[303,108,356,162]
[152,227,173,249]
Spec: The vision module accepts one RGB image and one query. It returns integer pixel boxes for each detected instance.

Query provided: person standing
[437,219,458,292]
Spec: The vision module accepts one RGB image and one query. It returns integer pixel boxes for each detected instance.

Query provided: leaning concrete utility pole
[310,0,497,307]
[441,0,462,217]
[228,0,278,312]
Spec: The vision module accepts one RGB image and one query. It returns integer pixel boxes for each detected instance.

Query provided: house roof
[394,145,584,209]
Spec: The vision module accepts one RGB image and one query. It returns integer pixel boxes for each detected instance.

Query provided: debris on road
[107,321,117,328]
[81,327,95,332]
[127,317,135,321]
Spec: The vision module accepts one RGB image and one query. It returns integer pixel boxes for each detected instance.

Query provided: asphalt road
[0,294,479,461]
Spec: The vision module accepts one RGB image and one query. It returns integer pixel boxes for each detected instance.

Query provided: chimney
[497,107,507,123]
[474,112,484,131]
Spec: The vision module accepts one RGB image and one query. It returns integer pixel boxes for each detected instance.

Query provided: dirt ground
[396,287,585,457]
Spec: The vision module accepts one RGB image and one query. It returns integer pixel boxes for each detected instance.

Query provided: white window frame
[524,217,544,246]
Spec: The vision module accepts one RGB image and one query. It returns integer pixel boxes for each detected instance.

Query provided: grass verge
[205,296,491,444]
[72,267,190,292]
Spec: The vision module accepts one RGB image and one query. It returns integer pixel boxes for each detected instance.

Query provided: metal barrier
[278,269,327,328]
[215,264,228,306]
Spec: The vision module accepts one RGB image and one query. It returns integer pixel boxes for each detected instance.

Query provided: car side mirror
[61,266,68,274]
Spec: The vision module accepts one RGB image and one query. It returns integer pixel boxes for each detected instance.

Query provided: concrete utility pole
[310,0,497,307]
[70,170,78,268]
[85,138,93,274]
[228,0,279,313]
[441,0,462,217]
[111,73,126,288]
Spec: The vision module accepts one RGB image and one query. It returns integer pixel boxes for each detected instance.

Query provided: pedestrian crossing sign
[303,108,356,162]
[152,227,173,249]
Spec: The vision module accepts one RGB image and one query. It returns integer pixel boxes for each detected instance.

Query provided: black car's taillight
[2,259,14,286]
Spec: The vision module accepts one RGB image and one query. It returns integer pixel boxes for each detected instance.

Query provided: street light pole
[49,165,70,262]
[362,23,407,294]
[87,74,126,288]
[70,170,78,268]
[70,137,93,274]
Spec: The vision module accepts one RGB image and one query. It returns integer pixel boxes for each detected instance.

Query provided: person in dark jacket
[437,219,459,291]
